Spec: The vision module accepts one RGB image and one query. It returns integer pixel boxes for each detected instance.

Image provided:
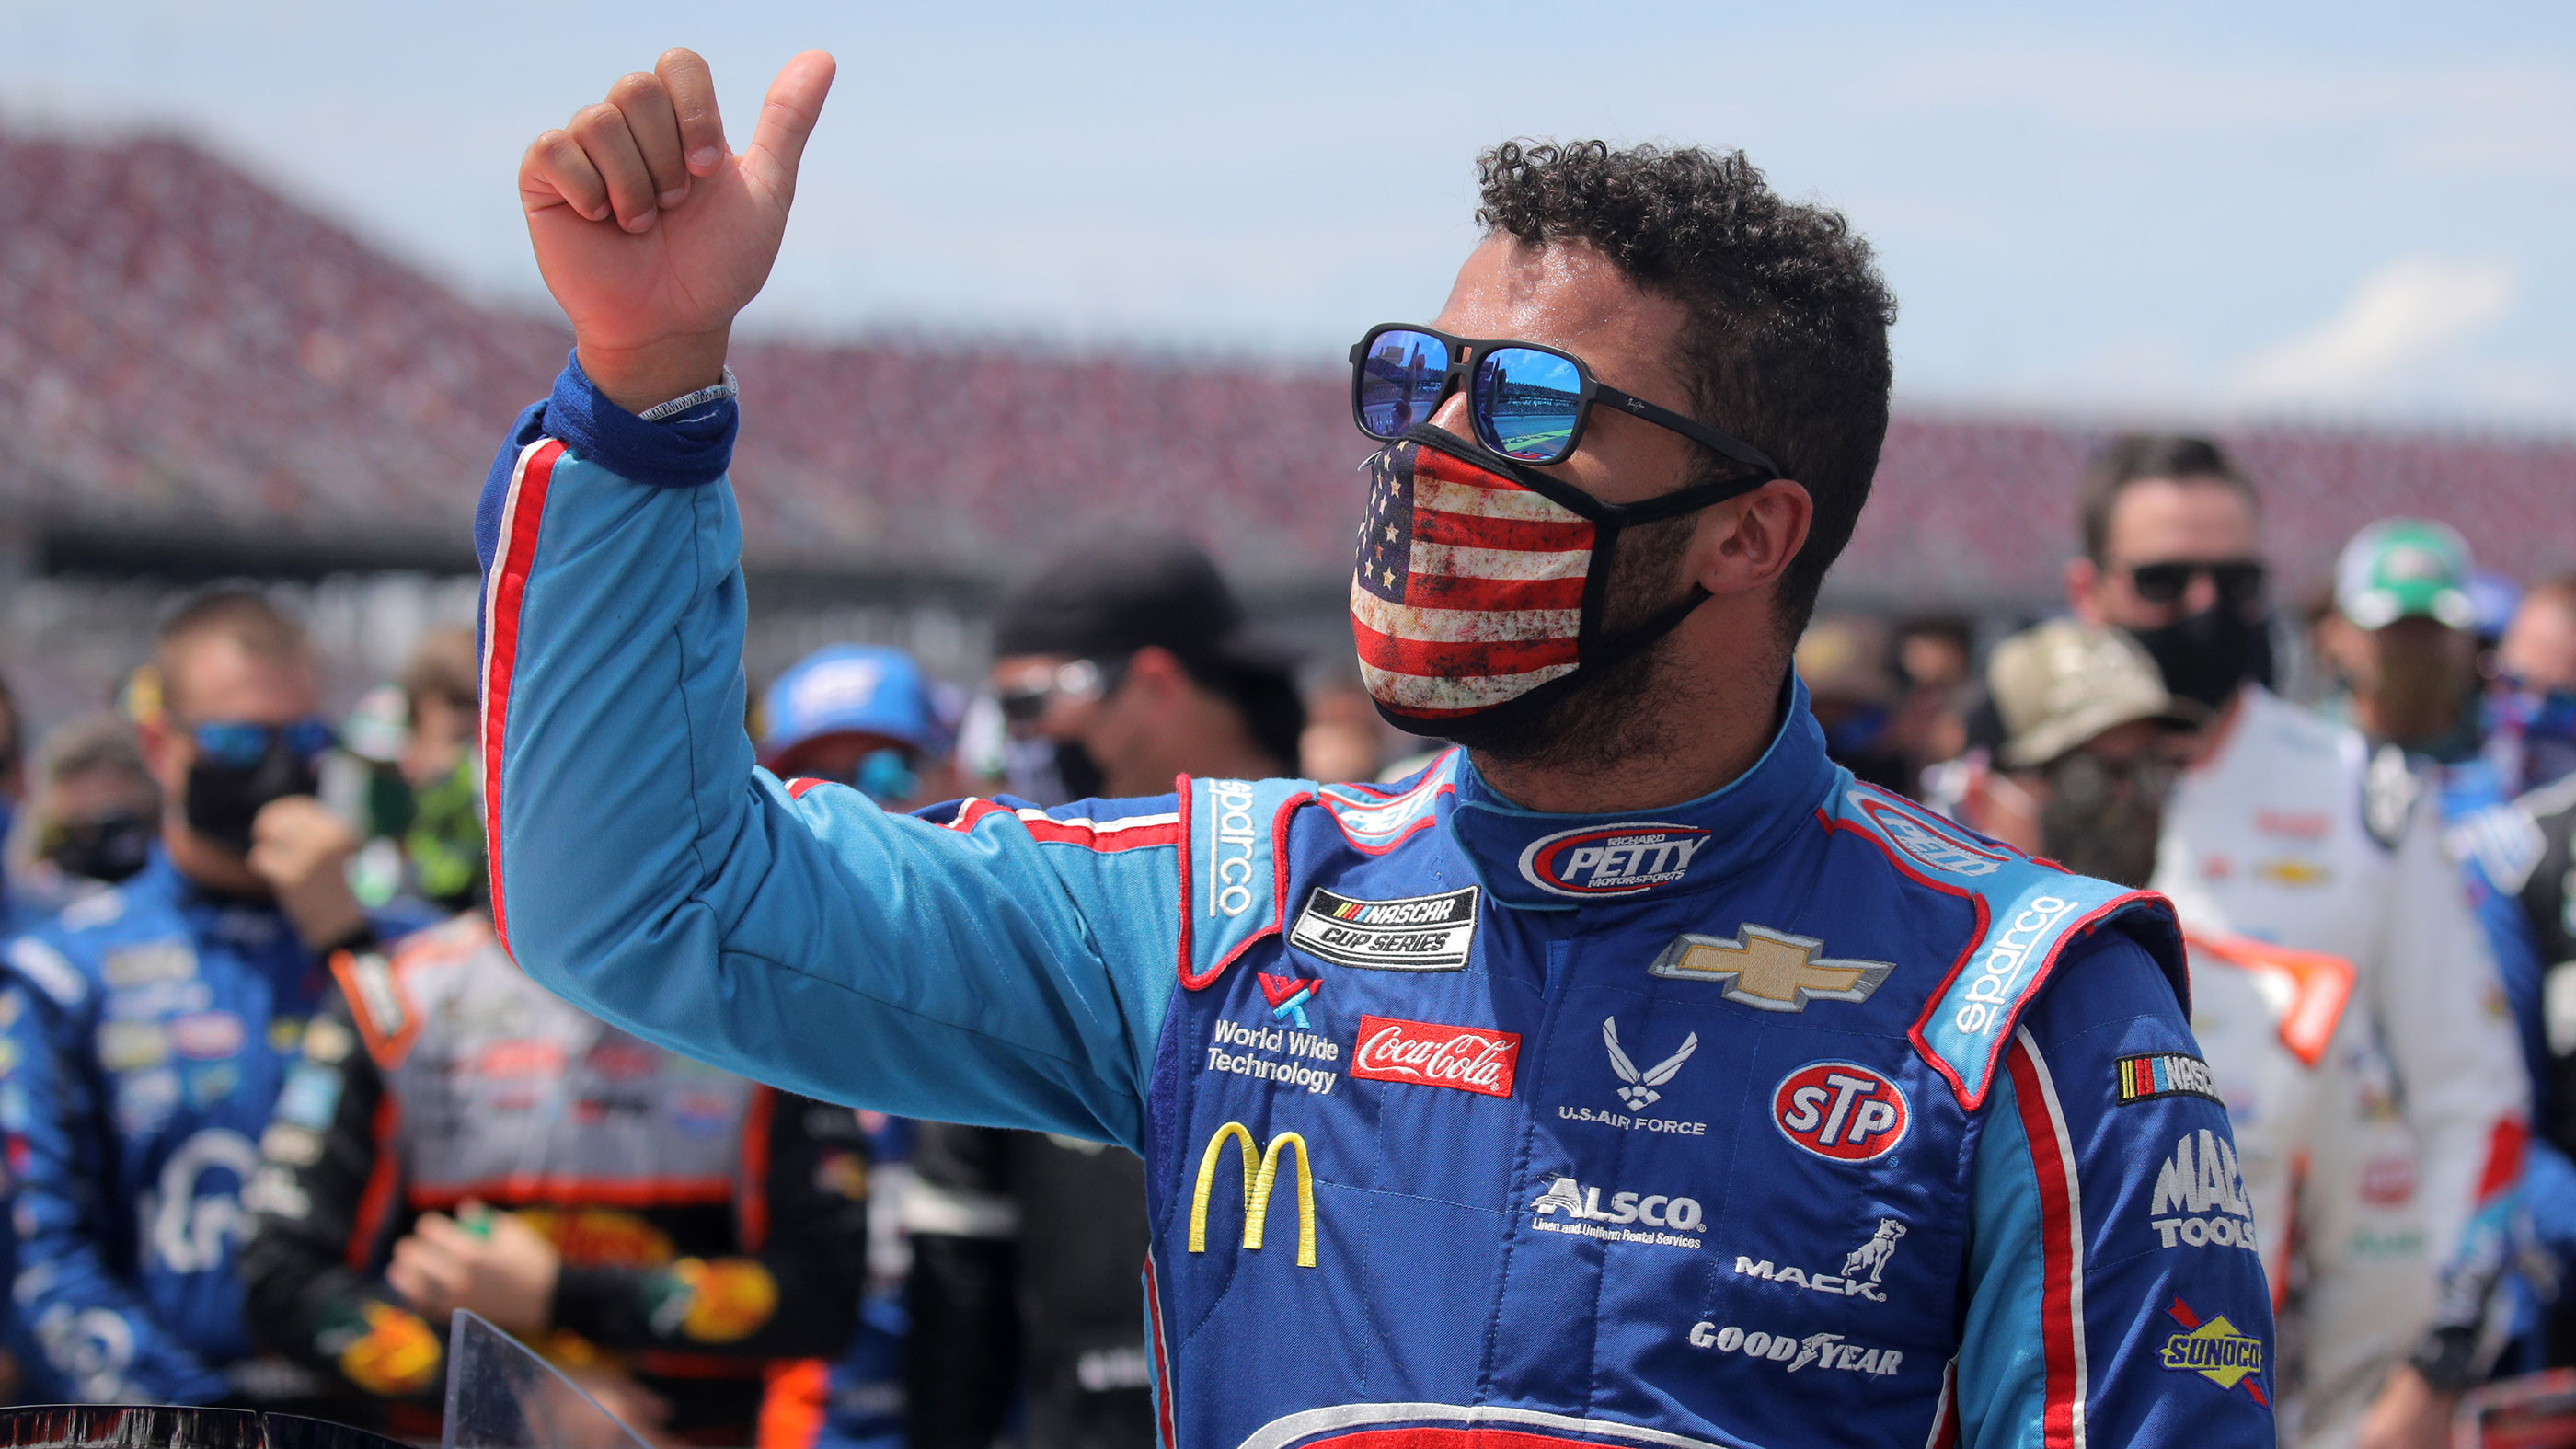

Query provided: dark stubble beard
[1465,514,1700,775]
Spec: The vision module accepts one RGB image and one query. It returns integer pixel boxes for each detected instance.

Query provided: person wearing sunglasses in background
[905,535,1302,1449]
[760,645,959,811]
[0,588,417,1409]
[482,49,2271,1449]
[2064,438,2530,1441]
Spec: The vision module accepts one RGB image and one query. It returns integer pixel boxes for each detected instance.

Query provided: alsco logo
[1188,1123,1317,1267]
[1517,823,1711,898]
[1351,1015,1519,1098]
[1772,1063,1910,1162]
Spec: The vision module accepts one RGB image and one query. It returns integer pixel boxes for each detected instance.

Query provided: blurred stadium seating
[2,125,2570,608]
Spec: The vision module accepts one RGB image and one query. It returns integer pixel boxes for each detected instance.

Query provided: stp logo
[1517,823,1712,898]
[1351,1015,1520,1098]
[1773,1063,1910,1162]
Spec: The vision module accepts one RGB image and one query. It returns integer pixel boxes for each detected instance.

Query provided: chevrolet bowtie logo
[1649,926,1895,1012]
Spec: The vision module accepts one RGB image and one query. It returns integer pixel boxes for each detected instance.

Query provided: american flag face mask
[1351,424,1775,740]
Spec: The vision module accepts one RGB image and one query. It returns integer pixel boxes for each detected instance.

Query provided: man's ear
[2065,557,2105,627]
[1691,479,1811,600]
[1122,647,1190,707]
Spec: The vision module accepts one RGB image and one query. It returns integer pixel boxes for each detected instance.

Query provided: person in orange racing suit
[237,915,869,1442]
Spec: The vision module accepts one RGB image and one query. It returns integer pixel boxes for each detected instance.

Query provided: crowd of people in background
[0,431,2567,1448]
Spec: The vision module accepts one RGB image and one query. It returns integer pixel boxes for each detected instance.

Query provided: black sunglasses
[1349,323,1780,474]
[2127,559,2267,610]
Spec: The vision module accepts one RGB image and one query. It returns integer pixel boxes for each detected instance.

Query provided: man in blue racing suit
[1,591,420,1405]
[482,49,2275,1448]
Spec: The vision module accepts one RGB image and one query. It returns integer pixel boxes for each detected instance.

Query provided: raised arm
[487,51,1183,1149]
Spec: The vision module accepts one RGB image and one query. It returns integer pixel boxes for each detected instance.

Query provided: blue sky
[4,0,2570,428]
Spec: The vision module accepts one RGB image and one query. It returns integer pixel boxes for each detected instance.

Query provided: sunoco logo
[1517,823,1710,898]
[1207,780,1259,918]
[2159,1298,2266,1400]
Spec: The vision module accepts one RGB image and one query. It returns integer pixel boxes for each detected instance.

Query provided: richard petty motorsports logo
[1518,823,1711,898]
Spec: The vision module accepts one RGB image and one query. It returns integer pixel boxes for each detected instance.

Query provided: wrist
[283,881,369,955]
[577,329,732,417]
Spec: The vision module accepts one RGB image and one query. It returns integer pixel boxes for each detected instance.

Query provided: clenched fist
[519,48,836,413]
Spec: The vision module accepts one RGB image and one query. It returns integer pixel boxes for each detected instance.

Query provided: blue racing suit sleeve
[1955,932,2275,1448]
[0,957,227,1403]
[473,361,1181,1152]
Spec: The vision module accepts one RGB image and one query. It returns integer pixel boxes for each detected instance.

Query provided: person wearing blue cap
[759,646,954,810]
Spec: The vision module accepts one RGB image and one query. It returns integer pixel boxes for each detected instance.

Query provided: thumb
[746,50,835,186]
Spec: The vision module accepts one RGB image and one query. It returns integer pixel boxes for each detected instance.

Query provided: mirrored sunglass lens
[1476,348,1583,461]
[1356,330,1448,438]
[194,722,268,768]
[286,719,335,758]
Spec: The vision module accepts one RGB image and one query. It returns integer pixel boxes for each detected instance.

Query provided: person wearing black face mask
[907,536,1305,1449]
[2065,437,2532,1437]
[1956,618,2488,1445]
[0,589,414,1413]
[11,714,163,909]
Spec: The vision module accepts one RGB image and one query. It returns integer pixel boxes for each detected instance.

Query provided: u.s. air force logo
[1649,926,1893,1012]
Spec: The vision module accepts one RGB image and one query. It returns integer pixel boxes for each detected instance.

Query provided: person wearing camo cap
[1961,617,2449,1446]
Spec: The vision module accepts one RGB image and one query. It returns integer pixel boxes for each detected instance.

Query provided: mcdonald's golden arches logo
[1189,1122,1317,1268]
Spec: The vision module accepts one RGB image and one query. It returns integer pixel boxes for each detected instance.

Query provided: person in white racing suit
[1961,617,2438,1445]
[2060,435,2528,1440]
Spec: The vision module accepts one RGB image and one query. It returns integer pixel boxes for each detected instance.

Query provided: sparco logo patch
[1949,894,2082,1039]
[1517,823,1711,898]
[1288,886,1478,972]
[1773,1063,1910,1162]
[1852,793,2004,879]
[1206,780,1259,918]
[1351,1016,1519,1098]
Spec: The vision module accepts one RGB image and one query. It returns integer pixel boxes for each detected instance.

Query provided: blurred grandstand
[3,126,2572,724]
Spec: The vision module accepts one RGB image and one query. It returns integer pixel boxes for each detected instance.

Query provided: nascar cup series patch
[1288,886,1478,971]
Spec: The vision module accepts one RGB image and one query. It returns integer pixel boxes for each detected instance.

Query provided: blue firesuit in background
[469,362,2278,1448]
[0,853,397,1404]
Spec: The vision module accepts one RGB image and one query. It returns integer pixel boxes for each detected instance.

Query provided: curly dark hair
[1476,141,1896,640]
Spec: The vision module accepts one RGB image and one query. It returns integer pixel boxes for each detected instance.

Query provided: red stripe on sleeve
[2005,1032,2087,1449]
[478,438,566,956]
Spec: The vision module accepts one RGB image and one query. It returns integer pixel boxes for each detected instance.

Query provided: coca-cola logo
[1351,1014,1521,1098]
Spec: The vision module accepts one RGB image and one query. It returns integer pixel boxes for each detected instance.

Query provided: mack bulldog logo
[1350,1015,1518,1098]
[1773,1062,1910,1162]
[1517,823,1711,898]
[1289,886,1478,972]
[1734,1219,1906,1303]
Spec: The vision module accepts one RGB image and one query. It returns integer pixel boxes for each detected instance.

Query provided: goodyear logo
[1189,1122,1317,1268]
[2160,1298,2267,1401]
